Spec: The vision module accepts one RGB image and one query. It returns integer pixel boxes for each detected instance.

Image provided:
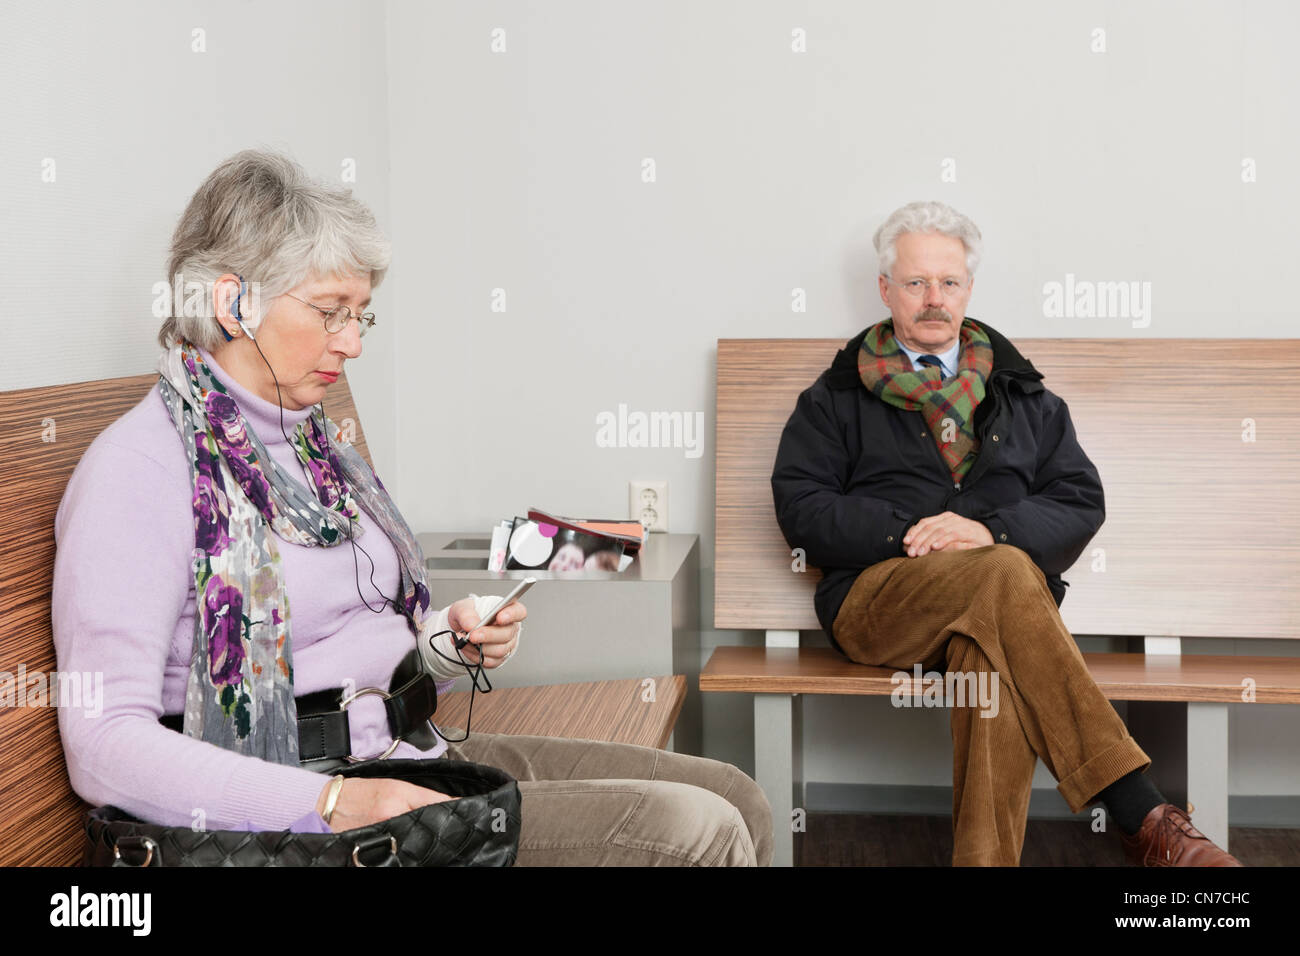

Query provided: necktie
[917,354,944,376]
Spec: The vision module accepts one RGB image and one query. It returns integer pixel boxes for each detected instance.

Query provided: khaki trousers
[443,729,772,866]
[832,544,1150,866]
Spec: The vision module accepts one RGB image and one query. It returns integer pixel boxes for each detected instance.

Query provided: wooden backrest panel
[0,371,370,865]
[715,338,1300,640]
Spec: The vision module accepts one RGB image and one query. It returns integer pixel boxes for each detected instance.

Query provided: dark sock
[1095,769,1166,835]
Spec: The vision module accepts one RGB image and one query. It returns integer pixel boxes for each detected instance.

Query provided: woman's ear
[212,274,245,341]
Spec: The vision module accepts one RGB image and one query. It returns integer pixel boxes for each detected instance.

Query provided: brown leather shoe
[1121,803,1243,866]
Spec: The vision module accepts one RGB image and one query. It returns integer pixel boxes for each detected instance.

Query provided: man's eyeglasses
[886,276,970,299]
[283,292,377,337]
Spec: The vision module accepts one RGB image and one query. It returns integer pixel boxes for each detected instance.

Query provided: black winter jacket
[770,319,1105,646]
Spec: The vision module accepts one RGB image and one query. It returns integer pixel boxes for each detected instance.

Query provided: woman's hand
[447,596,527,668]
[316,777,453,832]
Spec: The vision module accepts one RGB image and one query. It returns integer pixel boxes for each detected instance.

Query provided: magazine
[505,517,627,572]
[526,508,645,556]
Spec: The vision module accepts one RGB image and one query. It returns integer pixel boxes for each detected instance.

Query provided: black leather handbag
[82,758,521,867]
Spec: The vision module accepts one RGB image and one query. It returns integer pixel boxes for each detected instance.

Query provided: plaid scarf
[857,318,994,481]
[155,340,434,765]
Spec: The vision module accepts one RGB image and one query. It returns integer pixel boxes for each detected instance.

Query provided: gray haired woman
[52,149,771,865]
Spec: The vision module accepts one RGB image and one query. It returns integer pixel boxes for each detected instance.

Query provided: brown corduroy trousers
[832,543,1151,866]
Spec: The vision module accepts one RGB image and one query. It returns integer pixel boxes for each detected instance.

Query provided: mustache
[916,308,952,322]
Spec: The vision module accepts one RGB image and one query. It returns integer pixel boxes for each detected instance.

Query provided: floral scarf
[155,339,433,765]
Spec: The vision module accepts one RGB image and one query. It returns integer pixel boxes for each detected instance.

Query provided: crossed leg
[832,544,1150,865]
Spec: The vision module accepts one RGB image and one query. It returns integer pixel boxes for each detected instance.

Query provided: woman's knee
[613,778,760,866]
[641,782,758,866]
[651,750,772,866]
[718,765,773,867]
[517,779,758,866]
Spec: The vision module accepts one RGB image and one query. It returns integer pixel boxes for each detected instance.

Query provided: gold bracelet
[322,775,346,824]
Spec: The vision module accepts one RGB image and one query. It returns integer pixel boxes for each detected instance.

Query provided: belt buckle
[338,686,401,762]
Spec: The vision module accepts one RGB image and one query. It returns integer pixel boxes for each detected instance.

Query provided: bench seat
[702,647,1300,704]
[438,675,686,750]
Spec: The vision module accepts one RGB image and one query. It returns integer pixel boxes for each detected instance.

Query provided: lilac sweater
[52,345,455,830]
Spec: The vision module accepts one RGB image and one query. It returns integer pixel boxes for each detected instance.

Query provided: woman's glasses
[283,292,376,337]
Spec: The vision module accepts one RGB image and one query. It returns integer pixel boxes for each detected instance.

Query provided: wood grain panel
[0,369,369,865]
[700,646,1300,704]
[715,338,1300,639]
[436,676,686,751]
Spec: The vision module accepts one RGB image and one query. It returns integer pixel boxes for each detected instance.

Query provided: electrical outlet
[629,481,668,533]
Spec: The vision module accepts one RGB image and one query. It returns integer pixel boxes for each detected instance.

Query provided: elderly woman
[52,149,771,866]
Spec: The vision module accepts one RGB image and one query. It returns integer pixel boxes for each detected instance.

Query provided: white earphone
[231,276,256,341]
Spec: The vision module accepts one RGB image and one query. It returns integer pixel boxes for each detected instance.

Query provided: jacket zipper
[899,368,1029,499]
[948,372,1015,494]
[916,410,961,493]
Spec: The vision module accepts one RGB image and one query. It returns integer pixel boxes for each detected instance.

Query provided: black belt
[159,648,439,769]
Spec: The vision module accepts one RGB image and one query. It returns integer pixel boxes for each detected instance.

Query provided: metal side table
[417,531,702,755]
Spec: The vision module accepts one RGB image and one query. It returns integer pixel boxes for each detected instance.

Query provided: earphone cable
[233,294,482,747]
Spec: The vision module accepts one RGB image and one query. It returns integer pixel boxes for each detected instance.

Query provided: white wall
[1,0,400,481]
[384,0,1300,799]
[386,0,1300,549]
[5,0,1298,800]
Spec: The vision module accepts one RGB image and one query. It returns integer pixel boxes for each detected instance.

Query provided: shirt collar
[897,337,961,379]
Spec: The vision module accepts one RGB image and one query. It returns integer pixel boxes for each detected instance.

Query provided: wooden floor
[795,813,1300,866]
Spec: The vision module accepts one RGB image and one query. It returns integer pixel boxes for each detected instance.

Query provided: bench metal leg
[1126,700,1230,851]
[1187,702,1229,850]
[754,692,802,867]
[1125,637,1230,851]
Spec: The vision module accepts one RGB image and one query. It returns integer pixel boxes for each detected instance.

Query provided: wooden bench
[0,372,682,865]
[437,675,685,750]
[704,337,1300,866]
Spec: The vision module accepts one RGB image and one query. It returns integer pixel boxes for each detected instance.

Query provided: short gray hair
[873,201,983,279]
[157,149,392,350]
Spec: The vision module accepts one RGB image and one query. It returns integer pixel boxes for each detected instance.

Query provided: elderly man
[770,200,1240,867]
